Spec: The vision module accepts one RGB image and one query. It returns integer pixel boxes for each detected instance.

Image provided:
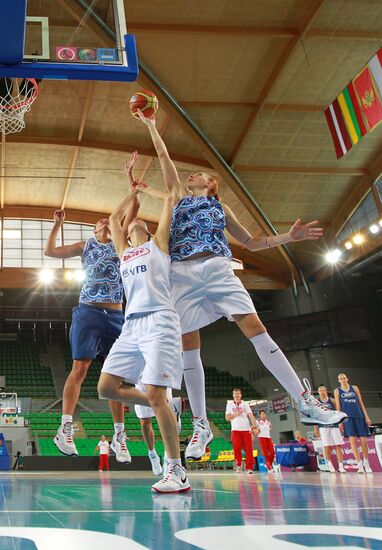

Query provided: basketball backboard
[0,0,138,81]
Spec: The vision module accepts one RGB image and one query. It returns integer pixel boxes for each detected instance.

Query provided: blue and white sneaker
[298,379,347,427]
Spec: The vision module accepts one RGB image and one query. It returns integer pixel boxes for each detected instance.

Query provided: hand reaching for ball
[54,209,65,225]
[131,178,150,193]
[136,109,156,126]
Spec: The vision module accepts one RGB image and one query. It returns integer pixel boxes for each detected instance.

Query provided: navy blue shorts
[69,303,124,361]
[343,416,370,438]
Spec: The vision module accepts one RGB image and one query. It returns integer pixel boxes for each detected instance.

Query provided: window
[337,192,378,242]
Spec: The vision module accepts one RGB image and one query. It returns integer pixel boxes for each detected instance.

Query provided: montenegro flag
[353,66,382,131]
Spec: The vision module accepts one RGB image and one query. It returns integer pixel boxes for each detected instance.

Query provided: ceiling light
[325,249,342,264]
[379,219,382,227]
[39,269,54,284]
[65,271,74,281]
[75,270,85,282]
[352,234,364,245]
[344,241,353,250]
[370,224,379,234]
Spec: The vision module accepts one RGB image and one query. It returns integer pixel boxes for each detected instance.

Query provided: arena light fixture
[379,219,382,227]
[75,270,85,282]
[65,270,74,281]
[39,269,54,284]
[325,249,342,264]
[352,233,364,245]
[369,224,379,234]
[344,241,353,250]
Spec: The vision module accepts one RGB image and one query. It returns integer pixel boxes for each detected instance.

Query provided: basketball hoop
[0,77,38,135]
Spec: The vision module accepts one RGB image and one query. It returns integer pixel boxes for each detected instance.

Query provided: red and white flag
[324,99,352,158]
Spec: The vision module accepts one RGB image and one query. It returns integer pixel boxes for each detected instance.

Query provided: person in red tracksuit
[96,435,110,471]
[225,388,257,474]
[255,410,275,471]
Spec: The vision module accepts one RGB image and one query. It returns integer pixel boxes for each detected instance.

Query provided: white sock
[363,458,369,464]
[183,349,207,419]
[114,423,124,434]
[250,333,304,400]
[168,458,182,467]
[148,449,157,458]
[61,415,72,425]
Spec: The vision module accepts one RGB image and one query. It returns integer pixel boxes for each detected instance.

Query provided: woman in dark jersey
[44,155,140,460]
[137,111,346,460]
[334,373,372,474]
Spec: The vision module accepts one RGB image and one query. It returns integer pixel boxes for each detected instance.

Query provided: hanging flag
[353,66,382,130]
[324,98,352,158]
[347,81,367,137]
[338,91,359,144]
[369,47,382,98]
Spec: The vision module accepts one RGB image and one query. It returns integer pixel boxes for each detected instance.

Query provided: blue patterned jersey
[79,238,123,304]
[169,195,232,262]
[337,385,364,418]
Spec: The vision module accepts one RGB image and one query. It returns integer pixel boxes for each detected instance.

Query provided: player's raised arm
[109,185,141,257]
[223,203,323,252]
[136,110,187,199]
[44,210,84,258]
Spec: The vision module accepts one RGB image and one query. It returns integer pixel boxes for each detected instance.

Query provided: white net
[0,78,38,135]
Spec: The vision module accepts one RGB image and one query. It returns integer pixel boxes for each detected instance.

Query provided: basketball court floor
[0,470,381,549]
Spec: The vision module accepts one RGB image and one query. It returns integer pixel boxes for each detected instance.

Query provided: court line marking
[34,499,66,529]
[2,506,382,513]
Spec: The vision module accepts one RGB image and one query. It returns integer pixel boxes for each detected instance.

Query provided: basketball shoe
[149,451,163,476]
[298,379,347,427]
[152,464,191,493]
[171,396,185,434]
[185,417,213,460]
[111,431,131,463]
[53,422,78,456]
[363,460,373,474]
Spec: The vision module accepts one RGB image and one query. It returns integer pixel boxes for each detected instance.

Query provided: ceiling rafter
[0,204,289,285]
[180,100,324,111]
[235,165,367,176]
[5,135,211,168]
[228,0,326,166]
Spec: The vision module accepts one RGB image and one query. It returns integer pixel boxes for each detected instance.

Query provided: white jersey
[121,239,175,318]
[226,400,252,431]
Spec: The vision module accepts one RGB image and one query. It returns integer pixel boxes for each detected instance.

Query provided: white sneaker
[171,397,184,434]
[327,461,336,473]
[152,464,191,494]
[53,422,78,456]
[364,461,373,474]
[185,418,213,460]
[357,463,365,474]
[338,464,346,474]
[149,453,163,476]
[298,379,347,427]
[111,432,131,463]
[235,466,242,473]
[246,470,255,475]
[163,452,169,476]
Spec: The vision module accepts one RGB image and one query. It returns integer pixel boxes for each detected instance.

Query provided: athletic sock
[168,458,182,467]
[61,415,72,426]
[183,349,207,419]
[250,332,304,400]
[148,449,158,458]
[114,423,124,435]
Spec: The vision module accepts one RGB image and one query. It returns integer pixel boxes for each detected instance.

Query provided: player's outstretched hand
[288,219,323,242]
[54,209,65,225]
[136,109,156,126]
[124,151,139,177]
[131,178,150,193]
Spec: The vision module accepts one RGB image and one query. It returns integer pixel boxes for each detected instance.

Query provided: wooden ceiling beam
[5,135,211,169]
[127,23,299,38]
[228,0,326,165]
[308,29,382,41]
[235,165,367,176]
[0,205,290,285]
[180,100,324,111]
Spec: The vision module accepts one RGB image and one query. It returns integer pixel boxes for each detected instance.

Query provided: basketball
[129,90,158,119]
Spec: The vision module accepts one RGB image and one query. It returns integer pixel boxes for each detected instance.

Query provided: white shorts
[101,309,183,390]
[170,255,257,333]
[319,426,344,447]
[134,380,172,419]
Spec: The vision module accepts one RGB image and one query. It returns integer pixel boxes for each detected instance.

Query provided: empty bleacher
[204,366,258,398]
[0,341,56,397]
